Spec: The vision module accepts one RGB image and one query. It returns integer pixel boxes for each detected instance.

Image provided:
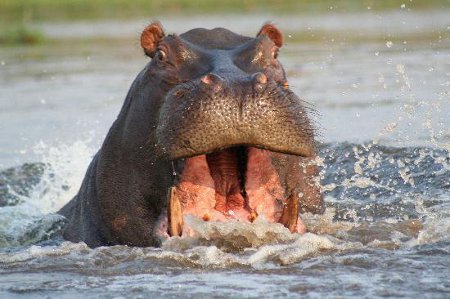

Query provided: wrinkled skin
[59,22,324,247]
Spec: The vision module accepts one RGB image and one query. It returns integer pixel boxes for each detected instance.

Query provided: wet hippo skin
[59,22,324,247]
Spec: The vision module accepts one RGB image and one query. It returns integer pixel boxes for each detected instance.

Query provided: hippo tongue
[205,147,247,214]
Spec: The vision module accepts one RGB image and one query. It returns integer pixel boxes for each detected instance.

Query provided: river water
[0,10,449,298]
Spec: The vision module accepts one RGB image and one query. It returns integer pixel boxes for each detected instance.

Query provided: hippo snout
[156,73,315,160]
[200,71,268,89]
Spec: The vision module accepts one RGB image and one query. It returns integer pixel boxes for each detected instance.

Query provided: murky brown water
[0,11,449,298]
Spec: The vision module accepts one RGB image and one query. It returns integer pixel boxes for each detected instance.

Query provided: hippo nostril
[252,72,267,85]
[201,73,224,85]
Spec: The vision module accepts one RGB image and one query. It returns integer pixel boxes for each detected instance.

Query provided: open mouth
[167,146,303,236]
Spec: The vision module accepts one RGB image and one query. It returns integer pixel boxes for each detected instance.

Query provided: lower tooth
[248,211,258,223]
[167,187,183,237]
[278,192,299,232]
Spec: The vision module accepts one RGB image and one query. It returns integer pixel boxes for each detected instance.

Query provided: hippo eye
[272,49,279,59]
[155,50,167,62]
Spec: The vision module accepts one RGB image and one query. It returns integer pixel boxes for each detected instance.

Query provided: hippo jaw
[166,146,305,237]
[156,79,317,237]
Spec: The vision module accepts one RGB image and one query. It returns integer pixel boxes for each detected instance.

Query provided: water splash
[27,140,94,214]
[0,140,94,247]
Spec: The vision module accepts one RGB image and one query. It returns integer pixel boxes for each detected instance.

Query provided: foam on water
[0,203,448,273]
[413,202,450,245]
[0,213,358,270]
[159,214,361,267]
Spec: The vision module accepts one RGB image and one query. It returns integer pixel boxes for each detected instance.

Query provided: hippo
[59,22,324,247]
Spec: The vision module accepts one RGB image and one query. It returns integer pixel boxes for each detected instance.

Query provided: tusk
[278,192,299,232]
[248,211,258,223]
[167,186,183,236]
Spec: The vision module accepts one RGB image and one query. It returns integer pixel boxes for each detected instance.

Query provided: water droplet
[0,61,5,66]
[386,41,393,48]
[401,3,406,8]
[396,64,405,74]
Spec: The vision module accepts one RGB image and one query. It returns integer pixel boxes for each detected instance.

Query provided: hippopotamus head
[139,22,323,237]
[59,22,323,247]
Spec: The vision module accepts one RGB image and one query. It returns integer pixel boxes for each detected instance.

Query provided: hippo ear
[141,22,165,58]
[257,23,283,48]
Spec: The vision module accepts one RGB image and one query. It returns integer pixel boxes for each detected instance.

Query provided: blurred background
[1,0,449,22]
[0,0,449,168]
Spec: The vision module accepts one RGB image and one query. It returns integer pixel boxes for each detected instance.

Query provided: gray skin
[59,23,323,247]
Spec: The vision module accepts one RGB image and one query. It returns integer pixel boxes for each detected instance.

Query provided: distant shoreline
[1,0,449,23]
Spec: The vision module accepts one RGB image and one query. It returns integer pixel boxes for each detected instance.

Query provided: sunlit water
[0,11,449,298]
